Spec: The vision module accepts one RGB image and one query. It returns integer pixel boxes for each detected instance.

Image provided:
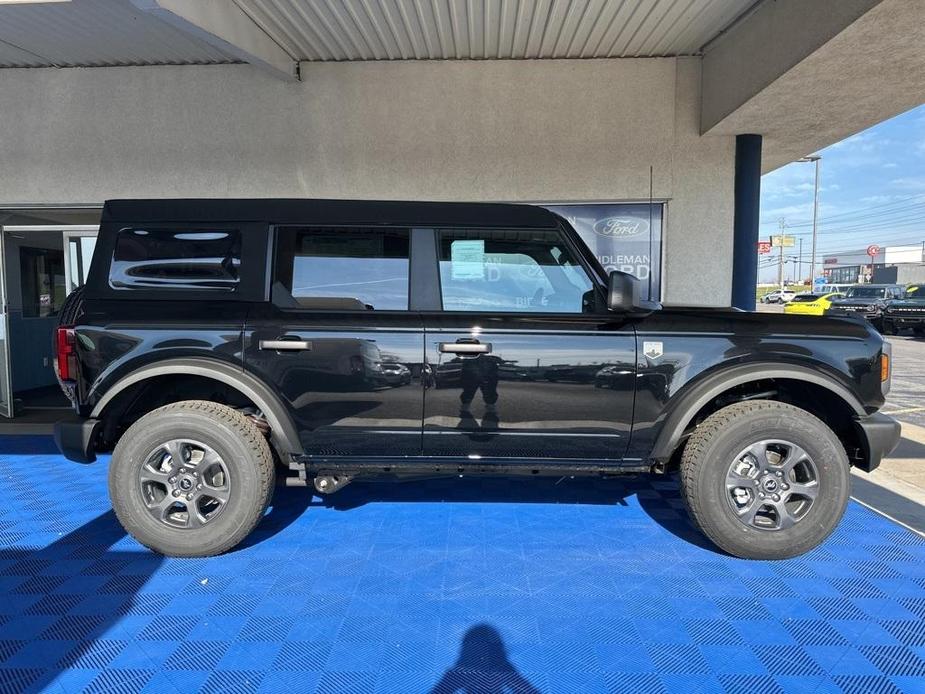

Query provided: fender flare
[90,357,303,455]
[649,362,866,462]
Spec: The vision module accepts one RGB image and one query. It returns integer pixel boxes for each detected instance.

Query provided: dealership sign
[867,244,881,257]
[544,203,662,301]
[593,217,649,238]
[757,241,772,254]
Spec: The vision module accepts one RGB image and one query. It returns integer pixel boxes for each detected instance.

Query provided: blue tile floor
[1,435,924,693]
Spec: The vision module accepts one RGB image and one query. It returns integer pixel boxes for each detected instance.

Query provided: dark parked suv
[825,283,906,330]
[55,199,900,559]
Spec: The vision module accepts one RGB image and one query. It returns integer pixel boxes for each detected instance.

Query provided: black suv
[826,283,906,330]
[54,199,900,559]
[883,283,925,336]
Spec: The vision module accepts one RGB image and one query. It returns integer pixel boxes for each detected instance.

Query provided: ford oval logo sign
[593,217,649,238]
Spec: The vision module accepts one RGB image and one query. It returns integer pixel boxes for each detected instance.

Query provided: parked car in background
[380,362,412,386]
[761,289,797,304]
[784,292,844,316]
[825,284,906,331]
[883,283,925,335]
[814,284,850,295]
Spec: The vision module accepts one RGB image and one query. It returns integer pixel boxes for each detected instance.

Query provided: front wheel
[680,400,850,560]
[109,400,275,557]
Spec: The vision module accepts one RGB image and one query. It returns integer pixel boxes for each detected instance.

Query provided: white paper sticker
[451,240,485,280]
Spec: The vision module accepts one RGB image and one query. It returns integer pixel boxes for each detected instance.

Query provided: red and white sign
[757,241,772,255]
[867,244,881,257]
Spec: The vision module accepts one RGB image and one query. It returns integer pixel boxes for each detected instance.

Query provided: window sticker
[451,240,486,280]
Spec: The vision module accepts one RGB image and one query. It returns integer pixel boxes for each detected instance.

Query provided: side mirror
[607,270,661,314]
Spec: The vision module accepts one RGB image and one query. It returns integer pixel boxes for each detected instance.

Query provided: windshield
[845,287,886,299]
[790,294,817,303]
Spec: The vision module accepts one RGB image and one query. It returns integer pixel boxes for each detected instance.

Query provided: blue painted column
[731,134,762,310]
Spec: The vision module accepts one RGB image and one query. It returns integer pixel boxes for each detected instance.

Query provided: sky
[758,103,925,283]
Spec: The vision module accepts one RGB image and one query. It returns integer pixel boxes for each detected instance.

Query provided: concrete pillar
[731,134,762,310]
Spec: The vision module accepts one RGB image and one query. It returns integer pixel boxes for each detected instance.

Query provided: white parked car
[762,289,797,304]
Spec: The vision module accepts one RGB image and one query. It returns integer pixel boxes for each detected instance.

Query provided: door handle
[259,339,312,351]
[439,342,491,354]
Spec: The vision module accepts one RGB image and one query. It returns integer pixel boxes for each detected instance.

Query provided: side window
[110,228,241,291]
[437,229,595,313]
[274,227,410,310]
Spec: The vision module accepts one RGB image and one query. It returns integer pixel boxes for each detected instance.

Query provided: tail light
[56,326,78,381]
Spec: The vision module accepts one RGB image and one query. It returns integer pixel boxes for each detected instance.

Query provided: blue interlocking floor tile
[1,434,925,693]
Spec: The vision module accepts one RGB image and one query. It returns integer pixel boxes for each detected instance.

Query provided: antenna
[648,165,654,300]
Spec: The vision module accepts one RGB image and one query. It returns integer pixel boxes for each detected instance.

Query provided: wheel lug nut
[772,494,780,501]
[169,477,176,483]
[186,494,194,501]
[197,484,203,489]
[172,490,180,497]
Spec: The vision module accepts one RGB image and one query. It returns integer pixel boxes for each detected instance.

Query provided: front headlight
[866,304,878,312]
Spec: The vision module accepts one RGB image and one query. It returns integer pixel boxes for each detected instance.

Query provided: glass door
[62,229,98,295]
[0,228,13,418]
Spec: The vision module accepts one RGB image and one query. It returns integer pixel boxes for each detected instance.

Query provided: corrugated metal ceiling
[0,0,751,69]
[234,0,752,61]
[0,0,239,68]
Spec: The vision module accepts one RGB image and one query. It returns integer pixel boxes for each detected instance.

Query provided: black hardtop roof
[101,198,561,228]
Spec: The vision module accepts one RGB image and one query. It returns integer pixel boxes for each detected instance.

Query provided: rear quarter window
[110,228,241,291]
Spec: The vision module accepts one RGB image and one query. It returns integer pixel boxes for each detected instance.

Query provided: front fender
[647,362,867,462]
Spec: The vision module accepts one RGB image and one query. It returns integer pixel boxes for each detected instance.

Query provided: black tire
[109,400,275,557]
[57,285,86,327]
[680,400,850,560]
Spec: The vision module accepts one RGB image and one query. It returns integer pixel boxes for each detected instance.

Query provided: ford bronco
[54,199,901,559]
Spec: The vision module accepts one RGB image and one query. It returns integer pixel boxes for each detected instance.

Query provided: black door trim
[409,227,440,311]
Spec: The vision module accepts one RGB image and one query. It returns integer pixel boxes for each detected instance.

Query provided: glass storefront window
[542,203,663,301]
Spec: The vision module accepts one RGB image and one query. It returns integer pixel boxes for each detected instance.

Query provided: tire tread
[110,399,274,557]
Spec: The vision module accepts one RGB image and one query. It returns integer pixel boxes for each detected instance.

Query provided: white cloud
[890,177,925,190]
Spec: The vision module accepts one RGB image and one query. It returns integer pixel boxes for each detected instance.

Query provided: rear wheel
[109,400,275,557]
[680,400,850,560]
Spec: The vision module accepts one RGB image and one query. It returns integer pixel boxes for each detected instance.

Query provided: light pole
[797,154,821,287]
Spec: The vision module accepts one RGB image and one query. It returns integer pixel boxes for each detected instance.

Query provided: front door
[422,227,636,460]
[244,225,424,458]
[0,229,13,418]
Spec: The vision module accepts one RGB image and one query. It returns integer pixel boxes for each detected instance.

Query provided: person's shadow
[431,624,541,694]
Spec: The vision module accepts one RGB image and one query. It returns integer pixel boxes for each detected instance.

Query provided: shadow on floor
[266,471,723,555]
[0,511,164,693]
[431,624,541,694]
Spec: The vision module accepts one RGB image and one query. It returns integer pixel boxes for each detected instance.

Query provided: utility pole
[798,237,803,285]
[797,154,822,283]
[778,218,786,289]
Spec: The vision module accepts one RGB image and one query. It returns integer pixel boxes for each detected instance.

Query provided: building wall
[0,58,735,306]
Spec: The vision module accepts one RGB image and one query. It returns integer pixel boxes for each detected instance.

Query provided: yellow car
[784,292,844,316]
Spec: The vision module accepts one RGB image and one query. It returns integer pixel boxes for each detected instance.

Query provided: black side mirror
[607,271,661,314]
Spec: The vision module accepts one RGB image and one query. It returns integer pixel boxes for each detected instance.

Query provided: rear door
[420,226,636,461]
[244,226,425,457]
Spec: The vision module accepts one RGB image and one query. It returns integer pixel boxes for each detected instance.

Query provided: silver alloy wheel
[724,439,819,531]
[139,439,231,529]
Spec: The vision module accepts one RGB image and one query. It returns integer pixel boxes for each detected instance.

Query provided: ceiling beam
[131,0,298,81]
